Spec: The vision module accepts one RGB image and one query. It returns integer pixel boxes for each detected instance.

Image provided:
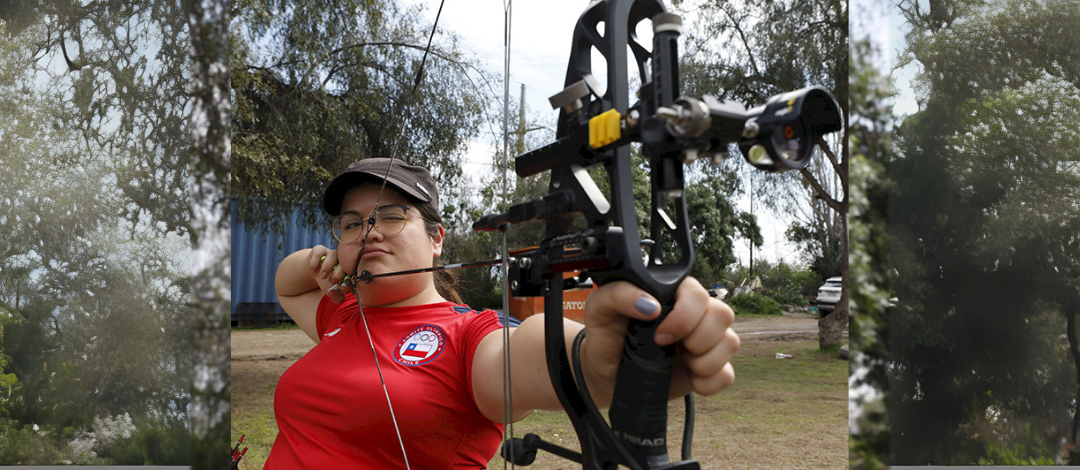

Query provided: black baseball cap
[322,158,439,216]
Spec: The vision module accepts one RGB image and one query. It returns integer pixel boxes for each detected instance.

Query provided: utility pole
[517,83,526,156]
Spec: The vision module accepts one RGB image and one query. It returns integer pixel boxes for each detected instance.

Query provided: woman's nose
[360,222,384,242]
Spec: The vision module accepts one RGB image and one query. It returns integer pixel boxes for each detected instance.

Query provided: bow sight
[474,0,841,468]
[660,86,843,172]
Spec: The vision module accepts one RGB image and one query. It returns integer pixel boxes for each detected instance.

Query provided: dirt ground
[231,311,846,468]
[232,312,830,360]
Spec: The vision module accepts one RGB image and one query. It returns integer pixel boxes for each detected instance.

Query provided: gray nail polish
[635,296,658,316]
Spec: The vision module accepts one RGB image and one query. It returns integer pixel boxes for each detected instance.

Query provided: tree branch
[818,137,848,190]
[798,165,844,215]
[720,6,761,78]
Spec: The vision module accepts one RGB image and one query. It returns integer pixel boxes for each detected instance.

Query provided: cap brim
[323,171,430,215]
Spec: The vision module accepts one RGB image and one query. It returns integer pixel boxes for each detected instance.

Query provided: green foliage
[729,260,821,307]
[109,419,190,465]
[970,423,1055,466]
[683,179,760,286]
[0,423,68,465]
[766,263,820,307]
[848,35,895,469]
[232,0,492,235]
[977,443,1055,466]
[889,0,1080,465]
[0,373,17,398]
[727,292,781,316]
[0,1,194,465]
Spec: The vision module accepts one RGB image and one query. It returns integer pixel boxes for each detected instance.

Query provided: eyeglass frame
[330,204,419,243]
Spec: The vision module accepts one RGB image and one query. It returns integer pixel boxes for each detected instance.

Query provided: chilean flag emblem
[402,343,432,358]
[394,325,445,366]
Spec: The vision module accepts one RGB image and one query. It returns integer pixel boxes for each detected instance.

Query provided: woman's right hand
[306,245,349,304]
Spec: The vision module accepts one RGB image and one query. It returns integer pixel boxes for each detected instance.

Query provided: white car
[816,277,843,314]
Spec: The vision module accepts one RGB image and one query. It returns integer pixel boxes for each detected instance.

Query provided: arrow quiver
[474,0,842,468]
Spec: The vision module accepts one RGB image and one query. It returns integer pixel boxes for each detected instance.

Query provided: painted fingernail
[635,296,659,316]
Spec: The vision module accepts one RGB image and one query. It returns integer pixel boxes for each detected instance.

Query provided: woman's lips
[359,248,389,260]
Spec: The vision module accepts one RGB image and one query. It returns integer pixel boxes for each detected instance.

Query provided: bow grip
[609,303,679,468]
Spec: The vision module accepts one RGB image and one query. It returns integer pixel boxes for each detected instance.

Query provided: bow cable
[500,0,515,468]
[341,1,449,468]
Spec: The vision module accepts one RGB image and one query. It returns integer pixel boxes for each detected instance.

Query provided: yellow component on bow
[589,109,622,148]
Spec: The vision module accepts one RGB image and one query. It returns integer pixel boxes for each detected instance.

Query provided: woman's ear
[432,224,445,257]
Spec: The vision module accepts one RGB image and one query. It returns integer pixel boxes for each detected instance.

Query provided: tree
[231,0,494,235]
[679,0,849,348]
[848,35,895,469]
[682,177,763,286]
[889,0,1080,463]
[189,0,232,465]
[0,0,192,463]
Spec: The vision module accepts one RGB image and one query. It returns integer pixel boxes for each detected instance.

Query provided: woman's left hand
[580,277,739,403]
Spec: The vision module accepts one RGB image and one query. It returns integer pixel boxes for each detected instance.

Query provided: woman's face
[336,182,444,305]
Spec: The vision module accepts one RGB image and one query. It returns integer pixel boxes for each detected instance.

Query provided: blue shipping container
[231,200,329,323]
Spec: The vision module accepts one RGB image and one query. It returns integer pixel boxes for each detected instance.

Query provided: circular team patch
[394,325,445,366]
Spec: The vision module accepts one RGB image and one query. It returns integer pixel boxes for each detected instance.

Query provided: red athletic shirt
[264,295,508,469]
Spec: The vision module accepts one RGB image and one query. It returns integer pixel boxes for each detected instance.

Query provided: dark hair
[412,198,464,305]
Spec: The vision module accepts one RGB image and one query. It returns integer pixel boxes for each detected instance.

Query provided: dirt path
[230,328,317,416]
[231,329,316,362]
[732,311,841,342]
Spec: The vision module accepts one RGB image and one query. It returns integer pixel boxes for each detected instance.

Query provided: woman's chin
[353,278,405,306]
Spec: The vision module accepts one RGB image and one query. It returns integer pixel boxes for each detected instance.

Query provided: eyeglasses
[331,204,413,243]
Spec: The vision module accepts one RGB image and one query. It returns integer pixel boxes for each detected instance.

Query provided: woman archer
[265,157,740,468]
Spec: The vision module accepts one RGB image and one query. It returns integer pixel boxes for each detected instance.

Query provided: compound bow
[472,0,843,469]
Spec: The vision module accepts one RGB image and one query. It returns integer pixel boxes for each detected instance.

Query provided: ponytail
[413,198,465,305]
[434,269,463,304]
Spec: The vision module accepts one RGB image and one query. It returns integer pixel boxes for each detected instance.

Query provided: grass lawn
[484,339,848,469]
[232,330,847,469]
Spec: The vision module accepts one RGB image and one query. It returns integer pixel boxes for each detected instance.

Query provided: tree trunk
[819,202,849,350]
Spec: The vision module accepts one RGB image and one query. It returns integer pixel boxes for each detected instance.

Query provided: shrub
[0,423,69,465]
[728,261,822,307]
[971,422,1055,466]
[727,292,781,316]
[66,413,137,464]
[110,418,190,465]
